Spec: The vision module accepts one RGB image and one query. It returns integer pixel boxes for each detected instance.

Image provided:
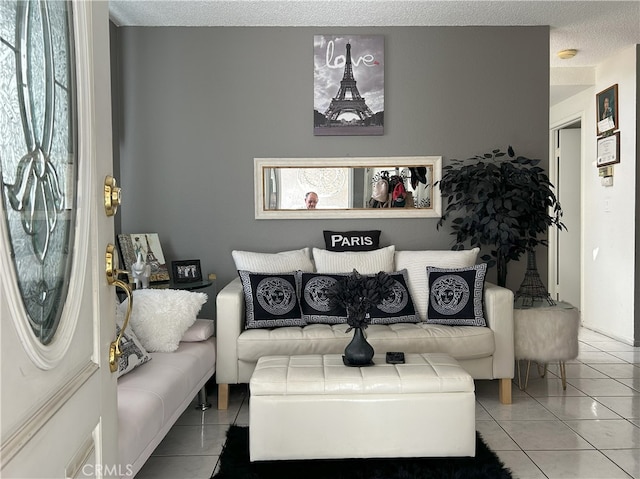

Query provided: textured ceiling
[109,1,640,104]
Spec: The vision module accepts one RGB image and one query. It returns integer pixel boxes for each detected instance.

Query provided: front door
[1,2,120,477]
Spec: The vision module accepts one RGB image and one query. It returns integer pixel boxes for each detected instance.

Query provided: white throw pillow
[232,248,314,273]
[394,248,480,321]
[181,319,215,342]
[313,245,395,274]
[115,307,151,377]
[121,289,207,352]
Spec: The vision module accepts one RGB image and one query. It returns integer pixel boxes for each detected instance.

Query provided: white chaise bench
[249,353,476,461]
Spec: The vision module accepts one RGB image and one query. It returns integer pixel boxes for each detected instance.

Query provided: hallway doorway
[549,121,582,310]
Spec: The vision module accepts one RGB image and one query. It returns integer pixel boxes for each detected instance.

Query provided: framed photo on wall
[596,84,618,136]
[313,35,384,136]
[171,260,202,283]
[596,132,620,167]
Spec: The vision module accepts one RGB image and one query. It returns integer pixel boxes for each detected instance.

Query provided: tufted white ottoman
[249,353,475,461]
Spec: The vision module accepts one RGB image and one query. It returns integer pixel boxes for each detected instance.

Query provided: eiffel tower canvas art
[117,233,170,284]
[314,35,384,136]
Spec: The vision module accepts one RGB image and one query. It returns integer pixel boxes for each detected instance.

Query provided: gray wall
[112,26,549,292]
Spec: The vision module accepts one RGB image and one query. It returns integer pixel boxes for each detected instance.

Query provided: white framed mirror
[254,157,442,219]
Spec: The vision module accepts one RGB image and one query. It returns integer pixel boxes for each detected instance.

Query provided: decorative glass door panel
[1,0,77,345]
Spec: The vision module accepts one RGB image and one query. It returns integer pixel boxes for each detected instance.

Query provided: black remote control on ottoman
[386,352,405,364]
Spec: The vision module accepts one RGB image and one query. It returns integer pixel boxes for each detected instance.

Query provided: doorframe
[549,111,586,312]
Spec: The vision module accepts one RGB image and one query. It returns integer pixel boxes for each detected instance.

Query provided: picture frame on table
[117,233,170,283]
[596,84,618,136]
[171,259,203,283]
[596,131,620,167]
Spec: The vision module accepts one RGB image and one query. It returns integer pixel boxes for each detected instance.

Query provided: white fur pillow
[313,245,395,274]
[121,289,207,352]
[232,248,314,273]
[394,248,480,321]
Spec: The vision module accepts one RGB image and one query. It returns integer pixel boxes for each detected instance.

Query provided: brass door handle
[104,175,122,217]
[106,243,132,373]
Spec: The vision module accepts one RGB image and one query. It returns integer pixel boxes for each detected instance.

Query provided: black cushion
[323,230,381,252]
[425,264,487,326]
[238,271,305,329]
[299,272,347,324]
[369,269,419,325]
[298,270,418,325]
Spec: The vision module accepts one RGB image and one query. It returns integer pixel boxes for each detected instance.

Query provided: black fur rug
[212,426,513,479]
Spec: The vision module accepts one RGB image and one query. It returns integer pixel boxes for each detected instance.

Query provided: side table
[146,273,217,321]
[514,302,579,390]
[150,273,216,291]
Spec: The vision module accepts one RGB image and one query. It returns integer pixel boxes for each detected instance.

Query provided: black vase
[343,327,375,366]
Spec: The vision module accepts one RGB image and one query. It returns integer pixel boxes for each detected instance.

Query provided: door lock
[104,175,122,217]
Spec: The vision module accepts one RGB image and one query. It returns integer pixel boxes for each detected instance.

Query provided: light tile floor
[136,327,640,479]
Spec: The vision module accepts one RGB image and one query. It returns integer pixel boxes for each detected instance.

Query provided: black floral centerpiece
[326,270,395,366]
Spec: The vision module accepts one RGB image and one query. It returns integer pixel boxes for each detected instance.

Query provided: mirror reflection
[254,157,442,219]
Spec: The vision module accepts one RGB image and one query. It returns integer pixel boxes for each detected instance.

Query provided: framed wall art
[313,35,384,136]
[596,84,618,136]
[596,132,620,167]
[117,233,170,283]
[171,259,202,283]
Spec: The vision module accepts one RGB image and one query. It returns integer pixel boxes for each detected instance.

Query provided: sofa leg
[499,378,512,404]
[195,386,212,410]
[218,384,229,410]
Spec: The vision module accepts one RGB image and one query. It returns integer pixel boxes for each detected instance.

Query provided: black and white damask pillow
[298,270,418,325]
[425,264,487,327]
[298,272,347,324]
[369,269,419,325]
[238,271,305,329]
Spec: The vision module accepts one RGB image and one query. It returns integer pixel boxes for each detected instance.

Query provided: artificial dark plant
[326,270,395,332]
[436,146,565,288]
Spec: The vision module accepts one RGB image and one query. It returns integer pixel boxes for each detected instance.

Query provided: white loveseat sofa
[216,246,514,409]
[117,337,216,478]
[114,289,216,478]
